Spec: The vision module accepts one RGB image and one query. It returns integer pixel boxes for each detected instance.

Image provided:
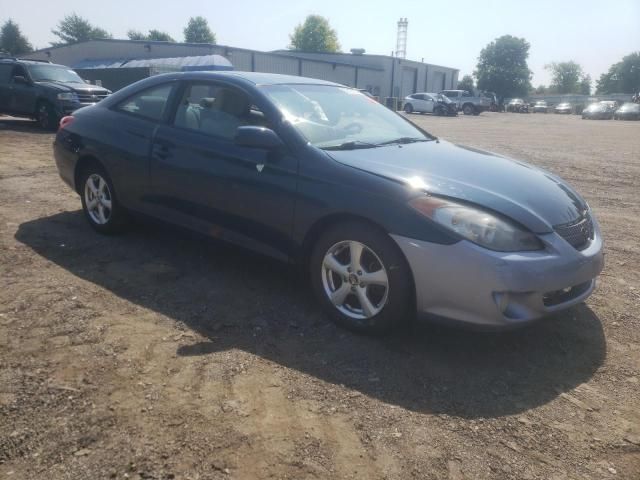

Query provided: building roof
[73,54,233,71]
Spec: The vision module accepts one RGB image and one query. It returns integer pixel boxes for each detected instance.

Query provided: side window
[116,83,174,121]
[11,65,27,82]
[0,64,12,84]
[462,91,472,97]
[173,82,268,140]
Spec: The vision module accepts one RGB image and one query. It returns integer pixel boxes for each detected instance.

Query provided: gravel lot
[0,112,639,479]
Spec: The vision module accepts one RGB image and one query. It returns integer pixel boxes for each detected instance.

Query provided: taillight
[58,116,74,131]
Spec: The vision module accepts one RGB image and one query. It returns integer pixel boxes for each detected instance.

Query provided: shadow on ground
[15,211,606,418]
[0,116,50,134]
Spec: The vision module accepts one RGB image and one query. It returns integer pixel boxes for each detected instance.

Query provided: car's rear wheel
[79,164,128,234]
[36,102,57,131]
[310,222,412,335]
[462,104,474,115]
[404,103,414,114]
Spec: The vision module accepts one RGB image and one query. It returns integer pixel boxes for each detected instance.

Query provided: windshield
[509,99,522,104]
[27,65,84,83]
[586,104,604,112]
[536,101,546,106]
[261,84,431,149]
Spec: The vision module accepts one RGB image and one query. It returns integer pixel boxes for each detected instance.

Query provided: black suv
[0,57,110,129]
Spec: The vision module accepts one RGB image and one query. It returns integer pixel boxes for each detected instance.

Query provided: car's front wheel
[310,222,412,335]
[404,103,414,114]
[462,104,474,115]
[36,102,57,130]
[79,164,128,234]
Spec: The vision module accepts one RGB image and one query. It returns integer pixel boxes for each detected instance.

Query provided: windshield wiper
[377,137,430,146]
[321,140,380,151]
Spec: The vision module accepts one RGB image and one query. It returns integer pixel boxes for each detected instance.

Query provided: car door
[412,94,428,112]
[423,94,436,113]
[0,64,13,113]
[8,65,37,115]
[106,81,178,210]
[148,80,298,261]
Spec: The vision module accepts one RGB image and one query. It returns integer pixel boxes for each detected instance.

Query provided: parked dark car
[582,102,615,120]
[0,57,111,129]
[532,101,548,113]
[506,98,528,113]
[554,102,572,114]
[53,72,603,334]
[614,102,640,120]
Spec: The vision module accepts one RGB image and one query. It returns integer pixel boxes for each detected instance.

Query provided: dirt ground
[0,111,639,480]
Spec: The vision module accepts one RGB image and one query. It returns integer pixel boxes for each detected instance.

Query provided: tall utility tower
[396,18,408,59]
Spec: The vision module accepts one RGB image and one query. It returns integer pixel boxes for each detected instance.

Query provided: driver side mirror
[235,126,283,149]
[13,75,30,85]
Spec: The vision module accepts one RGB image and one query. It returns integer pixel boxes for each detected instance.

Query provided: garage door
[400,67,417,98]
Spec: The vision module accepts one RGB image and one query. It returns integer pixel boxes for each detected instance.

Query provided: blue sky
[2,0,638,86]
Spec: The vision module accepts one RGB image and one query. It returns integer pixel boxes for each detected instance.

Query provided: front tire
[36,102,57,131]
[310,222,412,335]
[404,103,414,114]
[79,164,128,234]
[462,104,474,115]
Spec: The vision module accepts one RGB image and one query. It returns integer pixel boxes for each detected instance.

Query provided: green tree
[546,61,589,94]
[51,13,112,45]
[579,74,591,95]
[127,29,175,42]
[534,84,547,94]
[474,35,532,98]
[0,19,33,55]
[289,15,340,53]
[596,52,640,94]
[457,74,475,92]
[183,16,216,44]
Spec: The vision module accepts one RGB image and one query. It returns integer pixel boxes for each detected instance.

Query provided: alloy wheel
[84,173,112,225]
[321,240,389,320]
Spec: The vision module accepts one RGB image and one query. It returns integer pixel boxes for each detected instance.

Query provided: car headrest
[200,97,215,108]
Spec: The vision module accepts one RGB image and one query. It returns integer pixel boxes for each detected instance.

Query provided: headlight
[409,196,544,252]
[57,92,78,101]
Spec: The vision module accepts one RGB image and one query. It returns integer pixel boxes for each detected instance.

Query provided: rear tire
[310,222,412,335]
[462,104,474,115]
[79,163,128,234]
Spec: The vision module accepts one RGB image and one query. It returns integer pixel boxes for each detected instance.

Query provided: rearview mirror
[235,126,283,149]
[13,75,29,85]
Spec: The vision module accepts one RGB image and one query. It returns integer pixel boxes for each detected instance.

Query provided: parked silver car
[403,93,457,116]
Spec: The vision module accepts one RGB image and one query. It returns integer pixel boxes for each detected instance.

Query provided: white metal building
[24,39,459,98]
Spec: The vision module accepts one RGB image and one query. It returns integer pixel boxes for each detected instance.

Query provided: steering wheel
[343,122,363,135]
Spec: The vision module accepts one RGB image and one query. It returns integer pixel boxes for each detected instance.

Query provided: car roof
[0,58,64,67]
[180,70,342,87]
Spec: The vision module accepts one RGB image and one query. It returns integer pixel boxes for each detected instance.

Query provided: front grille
[554,213,594,250]
[76,92,109,103]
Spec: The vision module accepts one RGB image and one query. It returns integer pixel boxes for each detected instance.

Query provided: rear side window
[0,64,12,84]
[116,83,174,121]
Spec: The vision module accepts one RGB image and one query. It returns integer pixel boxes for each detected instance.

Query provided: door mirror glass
[13,75,29,85]
[235,126,283,149]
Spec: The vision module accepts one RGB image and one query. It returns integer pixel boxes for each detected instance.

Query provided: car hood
[326,140,588,233]
[35,80,109,95]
